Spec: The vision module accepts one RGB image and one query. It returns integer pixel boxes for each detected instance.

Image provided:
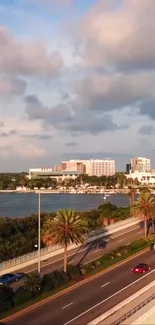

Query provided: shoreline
[0,189,130,194]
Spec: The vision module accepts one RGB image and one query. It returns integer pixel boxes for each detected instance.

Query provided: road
[5,249,155,325]
[15,223,145,276]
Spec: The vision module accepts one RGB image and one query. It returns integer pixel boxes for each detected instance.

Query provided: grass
[0,235,154,321]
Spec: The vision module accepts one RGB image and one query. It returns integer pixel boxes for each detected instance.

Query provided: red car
[132,263,151,274]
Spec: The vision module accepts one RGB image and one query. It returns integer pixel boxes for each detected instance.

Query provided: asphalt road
[16,223,145,276]
[6,249,155,325]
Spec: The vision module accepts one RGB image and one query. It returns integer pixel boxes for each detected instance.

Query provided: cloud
[65,141,77,146]
[138,125,155,135]
[76,73,154,112]
[0,26,63,77]
[138,99,155,120]
[0,76,26,95]
[24,94,129,135]
[22,133,52,140]
[77,0,155,71]
[0,130,17,137]
[28,0,73,6]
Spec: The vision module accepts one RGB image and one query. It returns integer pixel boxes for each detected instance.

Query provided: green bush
[15,288,32,305]
[67,264,80,279]
[129,239,147,251]
[42,270,69,292]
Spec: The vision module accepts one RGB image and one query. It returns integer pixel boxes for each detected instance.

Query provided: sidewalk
[99,284,155,325]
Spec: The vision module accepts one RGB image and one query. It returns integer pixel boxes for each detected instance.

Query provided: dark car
[0,273,25,285]
[132,263,151,274]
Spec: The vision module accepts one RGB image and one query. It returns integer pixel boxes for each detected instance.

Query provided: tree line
[0,203,129,264]
[0,172,140,190]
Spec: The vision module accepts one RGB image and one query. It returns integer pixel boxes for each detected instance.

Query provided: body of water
[0,193,129,218]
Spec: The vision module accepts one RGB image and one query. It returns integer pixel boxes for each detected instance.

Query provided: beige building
[60,159,115,177]
[61,160,85,174]
[131,157,151,173]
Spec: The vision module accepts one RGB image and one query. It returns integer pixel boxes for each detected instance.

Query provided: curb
[1,247,149,323]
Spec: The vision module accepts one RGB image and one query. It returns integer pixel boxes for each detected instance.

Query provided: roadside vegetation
[0,203,130,263]
[0,236,155,319]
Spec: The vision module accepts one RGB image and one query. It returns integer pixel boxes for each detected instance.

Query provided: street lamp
[38,192,41,274]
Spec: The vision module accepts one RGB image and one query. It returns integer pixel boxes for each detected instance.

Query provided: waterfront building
[126,163,131,174]
[61,160,85,174]
[126,171,155,185]
[130,157,151,173]
[60,159,115,177]
[29,168,80,181]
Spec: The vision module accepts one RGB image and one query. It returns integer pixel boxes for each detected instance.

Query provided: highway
[15,223,144,276]
[5,249,155,325]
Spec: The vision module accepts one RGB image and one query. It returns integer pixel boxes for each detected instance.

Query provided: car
[132,263,151,274]
[0,273,25,285]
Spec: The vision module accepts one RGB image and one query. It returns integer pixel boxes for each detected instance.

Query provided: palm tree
[23,272,41,297]
[42,209,87,273]
[127,192,133,210]
[132,191,155,238]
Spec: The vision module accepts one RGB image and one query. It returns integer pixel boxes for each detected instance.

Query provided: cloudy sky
[0,0,155,172]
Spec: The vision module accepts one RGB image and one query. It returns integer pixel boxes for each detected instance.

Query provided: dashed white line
[64,269,155,325]
[118,239,124,243]
[101,282,110,288]
[62,302,73,309]
[137,231,143,234]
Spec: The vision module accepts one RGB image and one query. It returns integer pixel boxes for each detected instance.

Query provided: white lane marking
[112,226,139,239]
[62,302,73,309]
[126,242,131,245]
[95,249,101,252]
[101,282,110,288]
[64,269,155,325]
[25,226,140,273]
[137,231,143,234]
[118,239,124,243]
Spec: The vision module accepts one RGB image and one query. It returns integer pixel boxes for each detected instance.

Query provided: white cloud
[0,25,63,77]
[0,76,26,95]
[78,0,155,70]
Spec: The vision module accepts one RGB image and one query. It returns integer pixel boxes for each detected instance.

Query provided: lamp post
[38,192,41,274]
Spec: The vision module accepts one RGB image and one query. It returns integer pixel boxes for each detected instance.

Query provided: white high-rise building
[130,157,151,173]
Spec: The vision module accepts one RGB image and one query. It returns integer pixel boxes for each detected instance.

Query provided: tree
[128,187,136,206]
[132,191,155,238]
[23,272,41,297]
[0,285,14,311]
[127,191,133,209]
[42,209,87,273]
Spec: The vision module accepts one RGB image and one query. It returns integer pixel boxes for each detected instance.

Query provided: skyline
[0,0,155,171]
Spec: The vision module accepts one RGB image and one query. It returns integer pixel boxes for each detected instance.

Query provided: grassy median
[1,235,155,321]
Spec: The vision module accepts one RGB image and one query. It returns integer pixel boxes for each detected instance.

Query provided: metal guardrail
[0,217,137,271]
[112,292,155,325]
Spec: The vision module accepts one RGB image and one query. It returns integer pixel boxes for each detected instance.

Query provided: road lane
[11,224,144,289]
[6,250,155,325]
[15,224,144,276]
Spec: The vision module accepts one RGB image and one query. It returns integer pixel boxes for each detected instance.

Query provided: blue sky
[0,0,155,172]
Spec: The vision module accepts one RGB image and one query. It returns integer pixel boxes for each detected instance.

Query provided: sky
[0,0,155,172]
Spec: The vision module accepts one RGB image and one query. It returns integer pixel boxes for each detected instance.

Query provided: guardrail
[112,292,155,325]
[0,217,137,271]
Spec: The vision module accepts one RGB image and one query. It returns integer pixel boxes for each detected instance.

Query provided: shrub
[129,239,147,251]
[67,264,80,279]
[15,287,32,305]
[42,270,69,292]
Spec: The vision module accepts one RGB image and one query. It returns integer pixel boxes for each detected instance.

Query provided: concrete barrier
[87,280,155,324]
[0,218,139,275]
